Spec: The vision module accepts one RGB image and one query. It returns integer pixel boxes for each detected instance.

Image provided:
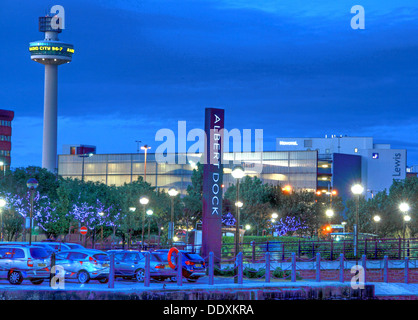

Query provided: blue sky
[1,0,418,167]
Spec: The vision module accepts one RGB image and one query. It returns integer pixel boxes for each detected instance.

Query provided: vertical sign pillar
[202,108,224,266]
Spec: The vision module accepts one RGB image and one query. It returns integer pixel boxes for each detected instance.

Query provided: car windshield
[184,253,203,261]
[30,248,49,259]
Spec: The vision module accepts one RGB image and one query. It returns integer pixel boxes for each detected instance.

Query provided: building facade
[276,136,407,199]
[58,151,318,194]
[0,109,14,171]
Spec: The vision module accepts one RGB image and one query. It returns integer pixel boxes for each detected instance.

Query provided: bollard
[49,251,56,288]
[265,252,271,283]
[251,241,256,263]
[316,253,321,282]
[383,255,389,283]
[362,255,367,283]
[177,252,183,286]
[339,253,344,283]
[209,252,214,285]
[108,252,115,288]
[144,252,151,287]
[291,252,296,282]
[405,257,409,284]
[237,252,243,284]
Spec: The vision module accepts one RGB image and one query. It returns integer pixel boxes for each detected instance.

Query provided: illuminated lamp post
[141,145,151,182]
[27,178,39,246]
[139,196,149,249]
[399,203,410,240]
[231,165,245,259]
[146,209,153,247]
[168,188,178,247]
[373,215,381,237]
[78,153,93,182]
[351,183,364,262]
[0,199,6,242]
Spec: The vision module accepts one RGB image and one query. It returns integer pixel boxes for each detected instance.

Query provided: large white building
[276,136,407,199]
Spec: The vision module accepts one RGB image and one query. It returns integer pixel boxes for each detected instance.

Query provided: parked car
[54,249,110,284]
[107,250,175,282]
[154,249,206,282]
[64,243,85,250]
[0,245,50,285]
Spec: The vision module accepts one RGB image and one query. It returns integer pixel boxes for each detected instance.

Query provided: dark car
[107,250,174,282]
[155,249,206,282]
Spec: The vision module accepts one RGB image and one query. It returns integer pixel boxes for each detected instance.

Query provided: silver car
[55,249,110,284]
[38,242,71,252]
[0,245,50,285]
[107,250,175,282]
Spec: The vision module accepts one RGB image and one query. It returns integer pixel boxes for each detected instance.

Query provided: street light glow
[271,213,278,219]
[245,224,251,230]
[231,165,245,179]
[146,209,153,216]
[168,188,178,197]
[0,199,6,207]
[404,215,411,222]
[351,184,364,195]
[373,215,381,222]
[235,201,243,208]
[399,203,410,213]
[325,209,334,218]
[139,196,149,205]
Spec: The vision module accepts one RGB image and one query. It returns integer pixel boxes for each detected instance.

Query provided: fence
[102,251,418,290]
[221,238,418,262]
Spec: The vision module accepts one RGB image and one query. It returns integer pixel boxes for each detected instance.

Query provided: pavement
[0,276,417,298]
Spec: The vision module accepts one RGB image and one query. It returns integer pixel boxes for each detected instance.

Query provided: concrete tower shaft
[29,14,74,171]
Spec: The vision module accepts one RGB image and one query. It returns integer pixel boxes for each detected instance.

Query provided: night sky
[1,0,417,168]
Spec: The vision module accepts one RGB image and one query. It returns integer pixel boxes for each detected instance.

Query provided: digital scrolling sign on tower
[201,108,224,264]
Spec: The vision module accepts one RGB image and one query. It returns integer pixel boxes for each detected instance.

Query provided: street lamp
[373,215,381,236]
[78,153,93,182]
[0,161,5,176]
[141,145,151,182]
[325,209,334,219]
[271,213,278,220]
[146,209,153,247]
[168,187,178,246]
[139,196,149,249]
[26,178,39,246]
[341,221,347,234]
[245,224,251,231]
[0,199,6,242]
[351,183,364,261]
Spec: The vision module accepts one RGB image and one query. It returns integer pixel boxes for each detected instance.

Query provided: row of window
[0,120,11,127]
[0,135,11,141]
[0,150,10,156]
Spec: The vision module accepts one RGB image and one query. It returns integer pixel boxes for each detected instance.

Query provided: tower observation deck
[29,14,74,171]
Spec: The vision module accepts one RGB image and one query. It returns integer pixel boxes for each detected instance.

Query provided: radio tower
[29,11,74,171]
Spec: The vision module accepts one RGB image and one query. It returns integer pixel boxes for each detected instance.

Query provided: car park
[107,250,175,282]
[155,249,206,282]
[55,249,110,284]
[0,245,50,285]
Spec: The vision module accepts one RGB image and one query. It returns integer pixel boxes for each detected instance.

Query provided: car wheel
[98,277,109,284]
[30,279,44,285]
[134,268,145,282]
[8,271,23,285]
[77,270,90,284]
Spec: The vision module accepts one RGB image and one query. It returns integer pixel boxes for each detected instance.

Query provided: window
[354,148,358,153]
[325,149,330,154]
[114,252,125,261]
[30,248,49,259]
[304,140,312,148]
[68,252,88,260]
[124,253,139,262]
[13,249,25,259]
[0,248,13,259]
[372,153,379,159]
[56,252,69,260]
[93,253,109,262]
